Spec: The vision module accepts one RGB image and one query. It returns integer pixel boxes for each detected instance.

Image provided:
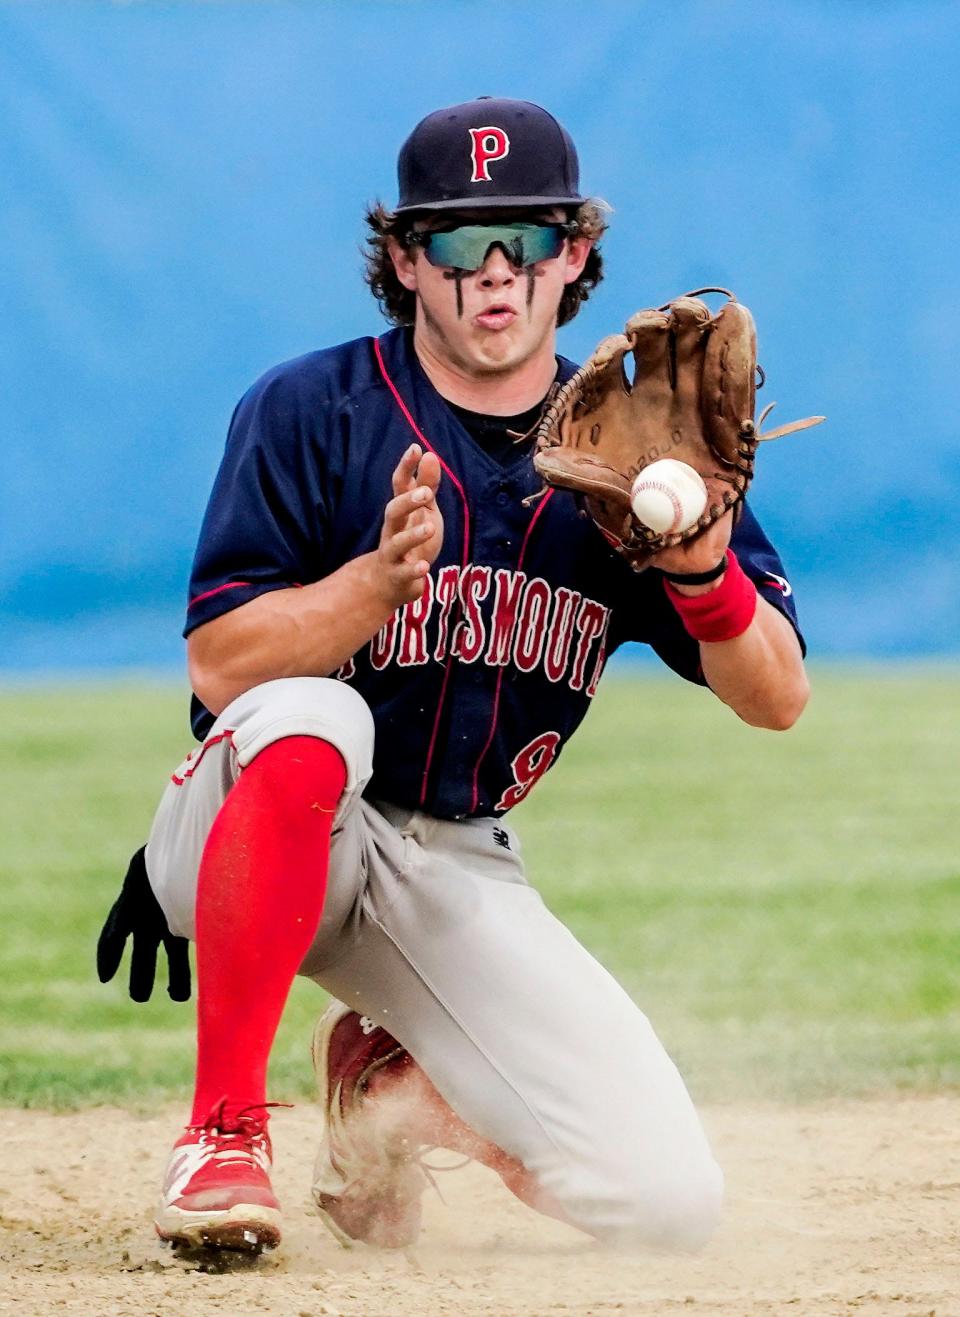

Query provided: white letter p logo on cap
[469,126,510,183]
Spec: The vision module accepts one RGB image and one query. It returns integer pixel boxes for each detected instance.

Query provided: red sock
[191,735,346,1125]
[361,1038,570,1227]
[399,1069,570,1227]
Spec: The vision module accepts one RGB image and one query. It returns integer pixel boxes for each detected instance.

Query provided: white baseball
[630,459,708,534]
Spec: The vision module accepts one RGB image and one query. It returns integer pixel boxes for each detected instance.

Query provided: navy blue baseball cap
[395,97,584,213]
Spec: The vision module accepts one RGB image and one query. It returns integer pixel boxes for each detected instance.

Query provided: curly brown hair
[363,201,609,328]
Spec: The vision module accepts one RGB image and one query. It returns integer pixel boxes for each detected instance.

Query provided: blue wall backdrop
[1,1,957,671]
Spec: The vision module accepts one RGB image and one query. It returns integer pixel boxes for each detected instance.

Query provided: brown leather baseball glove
[533,288,823,571]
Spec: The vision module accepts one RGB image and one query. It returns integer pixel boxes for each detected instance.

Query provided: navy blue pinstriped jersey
[185,326,803,819]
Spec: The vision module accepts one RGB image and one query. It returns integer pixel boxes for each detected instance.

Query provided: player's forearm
[188,552,397,715]
[697,597,809,729]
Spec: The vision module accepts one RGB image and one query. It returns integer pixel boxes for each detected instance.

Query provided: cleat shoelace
[327,1060,469,1208]
[182,1098,291,1172]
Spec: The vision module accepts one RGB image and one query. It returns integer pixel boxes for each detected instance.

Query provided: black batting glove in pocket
[96,845,192,1002]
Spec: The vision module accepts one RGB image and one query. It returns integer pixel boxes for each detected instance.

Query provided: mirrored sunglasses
[410,222,572,272]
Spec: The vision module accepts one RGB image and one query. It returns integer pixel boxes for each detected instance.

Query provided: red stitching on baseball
[633,479,683,530]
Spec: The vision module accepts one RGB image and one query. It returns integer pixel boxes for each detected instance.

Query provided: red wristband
[663,549,758,642]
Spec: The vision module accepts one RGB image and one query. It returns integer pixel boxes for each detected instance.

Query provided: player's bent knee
[220,677,375,797]
[567,1155,723,1253]
[627,1161,723,1252]
[630,1160,724,1252]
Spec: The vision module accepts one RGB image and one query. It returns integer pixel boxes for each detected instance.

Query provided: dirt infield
[1,1096,958,1316]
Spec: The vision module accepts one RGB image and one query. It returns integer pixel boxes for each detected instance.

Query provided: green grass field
[1,668,957,1110]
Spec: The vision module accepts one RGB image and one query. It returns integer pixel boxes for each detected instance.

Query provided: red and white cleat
[155,1101,282,1252]
[311,1000,430,1249]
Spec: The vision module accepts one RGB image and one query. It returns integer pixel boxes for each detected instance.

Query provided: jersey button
[495,491,511,506]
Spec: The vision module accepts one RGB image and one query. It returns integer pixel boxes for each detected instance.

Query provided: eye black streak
[443,269,466,318]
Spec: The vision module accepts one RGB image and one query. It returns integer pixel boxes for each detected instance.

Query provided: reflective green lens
[421,223,567,271]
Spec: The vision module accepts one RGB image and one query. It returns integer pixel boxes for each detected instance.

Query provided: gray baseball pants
[146,676,723,1249]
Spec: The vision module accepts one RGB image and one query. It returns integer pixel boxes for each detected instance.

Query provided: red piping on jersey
[189,580,304,610]
[468,489,555,815]
[373,337,472,566]
[373,336,472,806]
[188,580,252,609]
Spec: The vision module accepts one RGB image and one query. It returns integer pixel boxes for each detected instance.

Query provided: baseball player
[98,97,809,1256]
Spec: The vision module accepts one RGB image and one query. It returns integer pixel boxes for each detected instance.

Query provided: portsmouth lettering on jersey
[337,563,609,698]
[185,328,803,816]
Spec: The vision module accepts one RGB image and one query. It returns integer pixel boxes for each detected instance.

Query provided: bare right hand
[376,443,444,606]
